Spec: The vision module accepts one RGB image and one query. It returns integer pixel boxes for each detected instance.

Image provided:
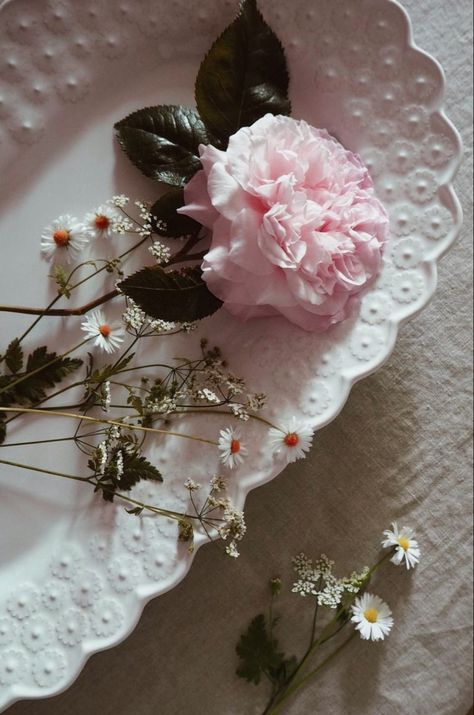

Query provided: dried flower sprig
[1,197,303,560]
[235,522,420,713]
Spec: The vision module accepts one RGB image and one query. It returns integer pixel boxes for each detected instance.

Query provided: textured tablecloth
[8,0,473,713]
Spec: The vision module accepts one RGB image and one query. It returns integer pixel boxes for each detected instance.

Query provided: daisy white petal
[41,214,90,263]
[268,417,313,463]
[81,309,125,354]
[218,427,247,469]
[85,204,121,239]
[351,593,393,641]
[382,522,420,569]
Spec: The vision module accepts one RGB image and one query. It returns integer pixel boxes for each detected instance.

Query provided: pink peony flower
[179,114,389,332]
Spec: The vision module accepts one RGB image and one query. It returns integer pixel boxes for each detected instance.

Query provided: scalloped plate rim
[0,0,464,710]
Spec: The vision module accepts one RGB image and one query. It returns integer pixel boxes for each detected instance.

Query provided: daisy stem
[0,338,91,397]
[0,457,195,522]
[12,235,150,341]
[262,633,357,715]
[0,407,218,446]
[267,550,393,709]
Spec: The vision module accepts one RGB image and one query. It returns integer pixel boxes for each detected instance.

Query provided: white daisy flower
[41,214,90,263]
[351,593,393,641]
[218,427,247,469]
[85,204,120,239]
[81,309,125,354]
[268,417,314,463]
[382,522,420,569]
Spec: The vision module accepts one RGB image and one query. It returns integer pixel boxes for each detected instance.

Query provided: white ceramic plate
[0,0,462,709]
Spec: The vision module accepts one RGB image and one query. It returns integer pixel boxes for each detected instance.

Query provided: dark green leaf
[126,506,144,516]
[15,348,83,404]
[114,105,209,187]
[151,188,201,238]
[119,265,222,323]
[5,339,23,374]
[236,614,286,685]
[120,451,163,490]
[195,0,290,146]
[0,347,82,407]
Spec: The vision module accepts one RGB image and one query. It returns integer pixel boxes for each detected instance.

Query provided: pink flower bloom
[179,114,389,332]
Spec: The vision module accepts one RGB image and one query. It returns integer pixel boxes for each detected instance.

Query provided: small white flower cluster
[220,504,247,559]
[292,552,368,609]
[197,388,220,403]
[100,381,112,412]
[148,241,171,264]
[134,200,153,238]
[110,195,129,209]
[145,396,176,415]
[121,299,196,338]
[291,523,420,642]
[95,425,125,477]
[184,478,201,492]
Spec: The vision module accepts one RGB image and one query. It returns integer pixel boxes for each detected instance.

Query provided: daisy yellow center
[397,536,410,551]
[230,439,241,454]
[95,214,110,230]
[284,433,299,447]
[99,324,112,337]
[53,229,70,247]
[363,608,379,623]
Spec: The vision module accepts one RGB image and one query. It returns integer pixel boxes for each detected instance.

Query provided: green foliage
[150,188,201,238]
[195,0,290,146]
[114,105,209,187]
[85,353,135,386]
[0,344,82,406]
[51,264,72,298]
[5,339,23,374]
[91,448,163,503]
[118,265,223,323]
[236,614,296,686]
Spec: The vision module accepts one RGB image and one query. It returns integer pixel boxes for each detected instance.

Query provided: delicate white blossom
[41,214,90,263]
[218,427,247,469]
[225,540,240,558]
[209,475,226,493]
[85,204,120,239]
[268,417,314,463]
[219,504,246,541]
[184,478,201,492]
[351,593,393,641]
[109,195,129,209]
[122,300,146,331]
[81,310,125,354]
[148,241,171,264]
[382,522,420,569]
[198,388,220,404]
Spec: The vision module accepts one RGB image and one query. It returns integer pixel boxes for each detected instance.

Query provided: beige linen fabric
[8,0,473,713]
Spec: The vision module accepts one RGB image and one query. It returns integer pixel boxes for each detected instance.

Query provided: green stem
[263,633,357,715]
[268,551,392,710]
[0,457,91,483]
[0,457,194,522]
[0,406,218,445]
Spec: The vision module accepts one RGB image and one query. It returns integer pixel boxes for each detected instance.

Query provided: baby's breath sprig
[235,522,420,714]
